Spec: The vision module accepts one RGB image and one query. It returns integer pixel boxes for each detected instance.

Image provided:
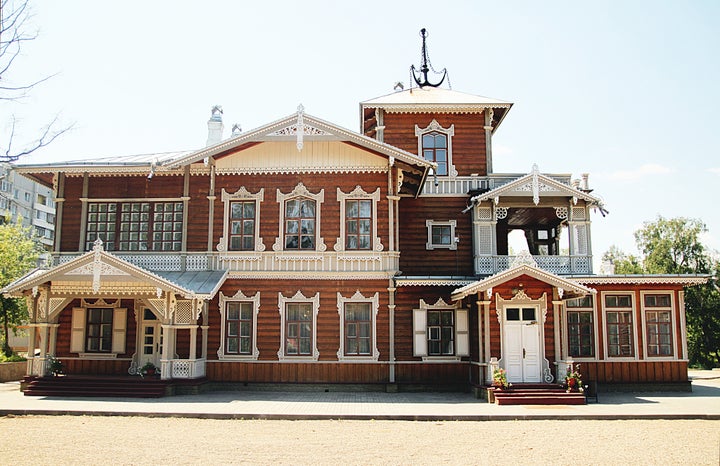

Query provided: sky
[3,0,719,267]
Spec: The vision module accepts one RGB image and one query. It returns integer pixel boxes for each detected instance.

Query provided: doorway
[502,306,542,383]
[139,308,162,368]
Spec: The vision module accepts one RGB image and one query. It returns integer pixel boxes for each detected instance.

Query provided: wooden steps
[491,383,587,405]
[22,375,169,398]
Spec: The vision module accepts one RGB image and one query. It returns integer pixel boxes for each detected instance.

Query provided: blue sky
[4,1,719,264]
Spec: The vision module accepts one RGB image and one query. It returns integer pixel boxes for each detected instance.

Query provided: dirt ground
[0,416,718,465]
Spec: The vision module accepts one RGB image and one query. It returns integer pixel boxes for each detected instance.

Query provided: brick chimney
[206,105,224,146]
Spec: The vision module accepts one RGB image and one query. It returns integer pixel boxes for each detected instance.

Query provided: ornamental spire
[411,28,447,88]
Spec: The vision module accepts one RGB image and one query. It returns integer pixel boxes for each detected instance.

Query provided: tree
[1,0,70,162]
[603,216,719,368]
[0,215,40,355]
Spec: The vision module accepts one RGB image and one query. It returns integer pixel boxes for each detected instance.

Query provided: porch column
[189,326,198,360]
[387,280,396,384]
[160,324,172,380]
[25,325,37,375]
[552,289,563,370]
[49,324,59,357]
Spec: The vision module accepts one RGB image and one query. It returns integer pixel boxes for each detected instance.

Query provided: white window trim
[425,219,457,250]
[412,298,468,360]
[273,183,326,252]
[561,296,599,361]
[277,291,320,361]
[336,291,379,361]
[640,290,677,360]
[601,291,639,361]
[415,119,456,177]
[217,187,265,253]
[334,186,383,252]
[217,290,260,360]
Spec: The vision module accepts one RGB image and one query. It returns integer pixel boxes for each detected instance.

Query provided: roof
[569,274,711,286]
[470,165,603,207]
[361,87,512,109]
[1,241,227,299]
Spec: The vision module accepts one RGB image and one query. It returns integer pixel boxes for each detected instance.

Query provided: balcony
[475,254,593,276]
[421,174,573,196]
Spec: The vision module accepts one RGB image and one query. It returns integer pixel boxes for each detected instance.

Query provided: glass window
[644,293,673,356]
[427,309,454,356]
[422,132,448,175]
[285,303,313,356]
[284,198,315,250]
[345,200,372,250]
[229,200,256,251]
[605,294,634,357]
[344,303,372,356]
[225,302,253,355]
[86,308,113,352]
[566,296,594,357]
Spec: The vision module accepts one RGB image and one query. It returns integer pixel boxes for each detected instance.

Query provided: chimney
[581,173,590,191]
[231,123,242,137]
[206,105,224,147]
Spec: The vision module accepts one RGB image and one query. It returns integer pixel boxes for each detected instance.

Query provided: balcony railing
[422,174,573,196]
[475,255,592,275]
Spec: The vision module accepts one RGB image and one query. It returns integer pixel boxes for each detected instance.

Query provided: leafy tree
[603,216,719,368]
[0,215,40,355]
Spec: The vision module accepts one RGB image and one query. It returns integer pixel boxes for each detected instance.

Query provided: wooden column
[387,280,396,383]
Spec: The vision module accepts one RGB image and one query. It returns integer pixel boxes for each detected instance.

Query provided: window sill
[421,356,462,362]
[217,354,259,361]
[78,353,118,359]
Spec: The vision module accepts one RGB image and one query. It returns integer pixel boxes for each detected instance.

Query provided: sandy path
[1,416,719,465]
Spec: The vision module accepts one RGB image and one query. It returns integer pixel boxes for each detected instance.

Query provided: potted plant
[492,368,510,390]
[564,365,584,392]
[47,355,64,377]
[140,361,158,377]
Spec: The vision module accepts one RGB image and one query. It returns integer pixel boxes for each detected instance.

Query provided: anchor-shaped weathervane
[411,28,447,88]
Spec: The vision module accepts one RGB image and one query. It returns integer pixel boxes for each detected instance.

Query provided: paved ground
[1,370,718,420]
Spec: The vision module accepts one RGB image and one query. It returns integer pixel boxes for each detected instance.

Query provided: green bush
[0,353,26,363]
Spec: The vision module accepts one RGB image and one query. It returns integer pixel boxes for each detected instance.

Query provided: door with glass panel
[502,307,542,383]
[139,308,162,368]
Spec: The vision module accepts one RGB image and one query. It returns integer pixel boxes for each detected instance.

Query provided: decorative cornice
[572,275,711,286]
[395,278,475,287]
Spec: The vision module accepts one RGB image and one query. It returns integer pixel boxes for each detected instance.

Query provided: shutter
[455,309,469,356]
[413,309,427,357]
[70,308,86,353]
[112,308,127,354]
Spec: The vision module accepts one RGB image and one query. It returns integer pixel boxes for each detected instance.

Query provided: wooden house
[4,37,707,392]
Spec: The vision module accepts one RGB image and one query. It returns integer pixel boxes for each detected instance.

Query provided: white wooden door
[139,309,162,367]
[503,307,542,383]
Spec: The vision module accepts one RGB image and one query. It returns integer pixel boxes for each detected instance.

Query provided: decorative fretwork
[555,207,568,219]
[571,206,587,221]
[477,225,494,255]
[510,250,538,268]
[494,207,508,220]
[185,255,209,271]
[475,255,592,275]
[476,206,493,221]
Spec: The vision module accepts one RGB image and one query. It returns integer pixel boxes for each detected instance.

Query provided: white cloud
[493,145,513,156]
[608,163,674,181]
[708,167,720,175]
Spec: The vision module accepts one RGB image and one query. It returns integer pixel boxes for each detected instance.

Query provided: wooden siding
[397,197,474,276]
[381,113,488,176]
[580,361,688,384]
[394,361,470,384]
[206,362,388,384]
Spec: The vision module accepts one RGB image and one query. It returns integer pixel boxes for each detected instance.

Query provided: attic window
[415,119,456,177]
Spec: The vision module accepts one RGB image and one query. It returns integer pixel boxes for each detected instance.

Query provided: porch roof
[450,264,596,302]
[153,270,227,299]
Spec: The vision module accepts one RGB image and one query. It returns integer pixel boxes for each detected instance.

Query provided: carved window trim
[335,186,383,252]
[274,183,326,252]
[217,290,260,360]
[336,291,379,361]
[601,291,639,360]
[640,291,677,360]
[217,187,265,252]
[412,298,469,360]
[415,119,456,177]
[426,219,457,250]
[277,291,320,361]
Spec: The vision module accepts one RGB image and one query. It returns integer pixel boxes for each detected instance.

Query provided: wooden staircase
[22,375,170,398]
[491,383,587,405]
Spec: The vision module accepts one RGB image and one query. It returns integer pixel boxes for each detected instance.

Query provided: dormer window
[415,119,456,177]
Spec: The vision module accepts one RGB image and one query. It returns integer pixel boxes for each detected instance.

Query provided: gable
[214,140,390,174]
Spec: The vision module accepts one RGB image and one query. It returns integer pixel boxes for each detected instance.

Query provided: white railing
[421,174,573,196]
[52,251,400,275]
[475,255,593,275]
[169,358,206,379]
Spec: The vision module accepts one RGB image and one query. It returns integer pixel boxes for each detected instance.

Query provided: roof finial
[411,28,447,88]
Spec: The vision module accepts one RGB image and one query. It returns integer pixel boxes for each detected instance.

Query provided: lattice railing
[475,255,592,275]
[170,358,206,379]
[421,174,573,196]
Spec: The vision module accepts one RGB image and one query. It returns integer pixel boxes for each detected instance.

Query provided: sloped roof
[450,261,596,302]
[2,241,226,299]
[569,274,711,286]
[470,166,603,206]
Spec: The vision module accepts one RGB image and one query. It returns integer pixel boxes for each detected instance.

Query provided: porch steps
[22,375,169,398]
[492,383,586,405]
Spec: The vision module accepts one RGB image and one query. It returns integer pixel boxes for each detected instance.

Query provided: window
[277,291,319,360]
[217,290,259,360]
[425,219,457,250]
[643,293,674,357]
[229,201,256,250]
[335,186,382,253]
[86,308,113,352]
[428,309,454,355]
[274,183,325,252]
[604,294,635,357]
[412,299,469,359]
[37,194,47,205]
[70,304,126,355]
[0,181,9,192]
[415,119,456,177]
[24,192,31,202]
[285,198,316,250]
[337,291,379,360]
[85,201,184,251]
[566,296,595,358]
